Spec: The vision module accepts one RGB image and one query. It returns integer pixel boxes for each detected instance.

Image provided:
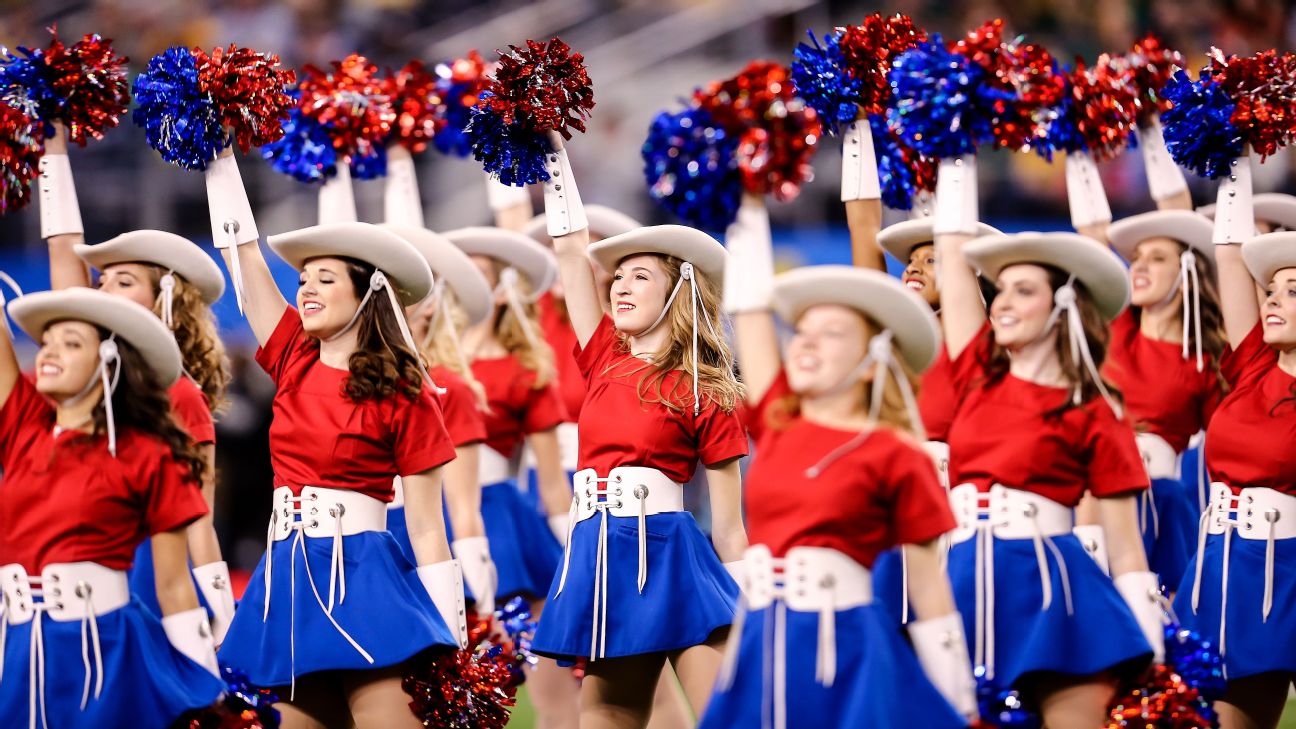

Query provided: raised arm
[205,146,288,346]
[725,194,781,406]
[39,124,92,290]
[0,303,21,411]
[1216,243,1261,348]
[936,232,985,360]
[840,115,886,271]
[542,135,600,346]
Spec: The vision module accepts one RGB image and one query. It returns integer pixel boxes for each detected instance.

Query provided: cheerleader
[202,148,465,728]
[937,216,1163,724]
[702,235,976,726]
[531,137,748,726]
[37,124,237,639]
[0,288,225,729]
[1173,173,1296,729]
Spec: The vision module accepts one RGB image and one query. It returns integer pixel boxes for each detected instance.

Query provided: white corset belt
[0,562,130,729]
[553,466,684,660]
[478,446,514,486]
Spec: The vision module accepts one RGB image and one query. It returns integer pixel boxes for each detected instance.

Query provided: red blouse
[256,308,457,502]
[169,376,215,445]
[1205,323,1296,494]
[1104,310,1223,453]
[539,292,586,420]
[0,375,207,572]
[575,316,748,483]
[470,354,567,459]
[429,366,487,448]
[945,324,1148,507]
[745,373,955,567]
[918,347,958,442]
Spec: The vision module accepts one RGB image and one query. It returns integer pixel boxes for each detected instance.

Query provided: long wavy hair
[983,265,1122,417]
[420,287,487,408]
[1129,244,1229,393]
[81,327,206,482]
[483,258,555,387]
[128,265,231,413]
[604,254,744,413]
[322,257,426,403]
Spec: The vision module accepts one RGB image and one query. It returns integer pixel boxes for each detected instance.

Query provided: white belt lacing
[554,467,684,659]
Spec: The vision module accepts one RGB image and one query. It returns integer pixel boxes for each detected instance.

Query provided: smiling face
[98,262,159,310]
[902,243,939,307]
[989,263,1056,350]
[1129,237,1184,309]
[35,320,102,400]
[296,256,362,338]
[609,254,672,334]
[1262,267,1296,349]
[785,304,873,397]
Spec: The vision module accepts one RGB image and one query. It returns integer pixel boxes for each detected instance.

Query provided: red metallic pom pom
[1107,664,1212,728]
[1207,48,1296,159]
[482,37,594,139]
[384,60,440,153]
[695,61,822,201]
[1126,34,1183,125]
[403,612,519,729]
[0,101,43,214]
[1069,55,1140,161]
[955,20,1067,151]
[43,29,130,146]
[836,13,926,116]
[194,44,296,153]
[298,54,395,159]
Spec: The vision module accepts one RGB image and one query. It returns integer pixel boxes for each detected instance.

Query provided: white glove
[38,153,84,238]
[840,119,881,202]
[318,165,358,225]
[722,197,774,314]
[548,512,571,545]
[417,560,468,649]
[191,561,236,644]
[1139,117,1190,202]
[452,537,497,615]
[542,146,587,236]
[1213,155,1254,245]
[162,607,220,677]
[486,172,531,211]
[384,152,424,227]
[933,155,979,236]
[1115,570,1166,664]
[204,153,259,248]
[1066,152,1113,228]
[1072,524,1110,575]
[907,612,978,721]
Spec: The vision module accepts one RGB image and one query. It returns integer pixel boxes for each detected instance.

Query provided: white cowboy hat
[380,225,493,325]
[443,226,558,302]
[963,232,1131,321]
[9,288,183,385]
[74,230,226,304]
[1241,231,1296,284]
[588,225,727,285]
[268,222,434,305]
[772,265,941,372]
[1200,193,1296,231]
[523,205,644,243]
[878,219,1001,264]
[1107,210,1215,263]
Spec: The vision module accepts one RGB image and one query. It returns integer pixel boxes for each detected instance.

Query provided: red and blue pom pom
[871,114,935,210]
[0,27,129,145]
[384,60,439,154]
[466,38,593,185]
[299,54,395,165]
[179,667,280,728]
[642,105,743,232]
[1125,34,1183,127]
[1105,620,1225,727]
[1041,56,1139,161]
[0,100,43,215]
[261,89,338,183]
[431,50,490,158]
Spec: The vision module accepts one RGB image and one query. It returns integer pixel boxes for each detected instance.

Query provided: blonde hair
[486,258,555,387]
[143,267,231,414]
[420,287,488,408]
[605,254,743,413]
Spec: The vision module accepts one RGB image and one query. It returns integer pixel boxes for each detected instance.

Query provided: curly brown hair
[131,265,232,414]
[330,257,426,403]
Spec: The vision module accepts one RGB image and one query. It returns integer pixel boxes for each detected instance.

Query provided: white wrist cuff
[840,120,881,202]
[1066,152,1113,228]
[910,189,935,220]
[543,147,587,236]
[548,513,571,545]
[907,612,978,719]
[722,198,775,314]
[318,166,358,225]
[1071,525,1110,575]
[933,156,979,235]
[191,561,236,644]
[1139,118,1190,201]
[204,154,259,248]
[486,172,531,211]
[417,560,468,649]
[1115,570,1166,664]
[162,607,220,677]
[452,536,497,615]
[38,154,84,238]
[384,155,424,227]
[1213,156,1255,245]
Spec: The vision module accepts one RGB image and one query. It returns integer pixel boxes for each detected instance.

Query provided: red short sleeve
[169,378,215,445]
[575,316,619,380]
[1220,323,1273,389]
[695,399,750,466]
[1084,407,1149,498]
[0,374,52,470]
[255,307,312,384]
[392,386,459,476]
[887,443,958,545]
[946,322,995,398]
[522,382,568,434]
[137,447,208,537]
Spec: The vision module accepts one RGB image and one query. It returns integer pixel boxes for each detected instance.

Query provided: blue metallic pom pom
[1161,69,1243,179]
[464,93,551,186]
[1038,93,1085,161]
[262,97,338,184]
[432,79,478,158]
[790,30,861,136]
[889,35,1011,158]
[870,114,919,210]
[349,143,387,180]
[1164,623,1226,718]
[132,47,228,170]
[642,106,743,232]
[977,674,1040,729]
[0,46,57,131]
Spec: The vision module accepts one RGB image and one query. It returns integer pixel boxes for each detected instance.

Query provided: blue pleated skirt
[532,511,738,662]
[1174,533,1296,679]
[948,533,1152,689]
[468,479,562,600]
[1179,444,1209,525]
[870,547,908,627]
[217,530,458,688]
[698,602,966,729]
[1141,477,1196,589]
[127,539,212,618]
[0,599,225,729]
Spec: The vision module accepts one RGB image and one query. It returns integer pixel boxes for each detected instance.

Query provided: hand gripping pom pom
[641,106,743,231]
[870,114,935,209]
[889,36,999,158]
[431,50,490,158]
[384,60,439,153]
[262,90,339,183]
[194,45,296,153]
[1042,56,1139,162]
[464,92,553,186]
[791,31,862,135]
[0,101,43,214]
[1104,620,1225,728]
[177,667,281,728]
[0,27,129,145]
[298,54,395,162]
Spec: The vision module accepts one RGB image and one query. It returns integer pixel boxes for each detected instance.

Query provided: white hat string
[324,269,444,395]
[629,262,707,416]
[1039,275,1123,417]
[60,336,122,457]
[1179,250,1205,372]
